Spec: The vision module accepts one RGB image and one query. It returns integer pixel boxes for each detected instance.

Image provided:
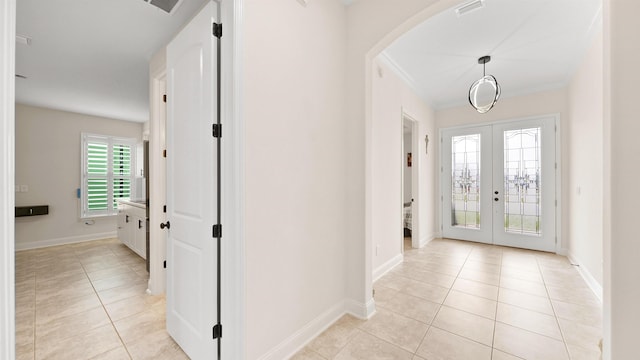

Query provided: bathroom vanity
[116,199,147,259]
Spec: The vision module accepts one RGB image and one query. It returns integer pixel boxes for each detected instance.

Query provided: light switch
[20,185,28,192]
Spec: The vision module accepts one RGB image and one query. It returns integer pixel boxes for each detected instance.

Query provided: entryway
[441,116,557,252]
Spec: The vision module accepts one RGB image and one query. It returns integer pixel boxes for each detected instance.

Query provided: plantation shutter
[81,134,136,218]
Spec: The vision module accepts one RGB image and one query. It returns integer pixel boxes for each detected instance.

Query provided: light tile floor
[294,238,603,360]
[15,238,188,360]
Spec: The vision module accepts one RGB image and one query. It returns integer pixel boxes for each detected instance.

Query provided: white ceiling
[381,0,602,110]
[16,0,601,122]
[16,0,208,122]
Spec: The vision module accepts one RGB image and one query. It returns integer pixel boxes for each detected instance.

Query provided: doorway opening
[402,115,418,252]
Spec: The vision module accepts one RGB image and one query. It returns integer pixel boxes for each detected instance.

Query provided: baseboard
[15,231,117,251]
[567,252,603,303]
[420,232,438,248]
[556,247,569,256]
[257,301,348,360]
[344,298,376,320]
[373,253,403,282]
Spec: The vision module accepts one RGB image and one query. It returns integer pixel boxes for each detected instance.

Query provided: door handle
[126,215,129,223]
[160,221,170,230]
[138,219,143,229]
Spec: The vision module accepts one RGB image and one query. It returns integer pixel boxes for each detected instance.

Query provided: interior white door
[441,116,557,252]
[166,2,218,359]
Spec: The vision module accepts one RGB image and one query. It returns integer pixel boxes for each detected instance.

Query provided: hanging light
[468,55,501,113]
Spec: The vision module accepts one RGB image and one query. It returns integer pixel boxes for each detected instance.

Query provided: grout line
[490,249,503,360]
[78,243,135,360]
[536,254,572,359]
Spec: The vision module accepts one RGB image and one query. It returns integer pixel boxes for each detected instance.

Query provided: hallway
[294,238,602,360]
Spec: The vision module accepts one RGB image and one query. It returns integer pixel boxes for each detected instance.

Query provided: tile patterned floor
[293,238,603,360]
[15,238,188,360]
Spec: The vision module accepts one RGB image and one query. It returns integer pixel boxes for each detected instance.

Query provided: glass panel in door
[503,127,542,236]
[451,134,481,229]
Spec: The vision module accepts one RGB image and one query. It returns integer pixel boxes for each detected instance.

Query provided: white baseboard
[567,252,603,303]
[344,298,376,320]
[257,301,349,360]
[420,232,438,248]
[15,231,117,251]
[373,253,403,282]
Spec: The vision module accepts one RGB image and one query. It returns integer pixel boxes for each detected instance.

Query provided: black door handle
[138,219,143,229]
[160,221,170,229]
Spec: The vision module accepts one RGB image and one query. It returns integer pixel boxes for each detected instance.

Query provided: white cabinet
[117,201,147,259]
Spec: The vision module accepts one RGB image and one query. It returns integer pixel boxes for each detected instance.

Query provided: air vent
[143,0,183,14]
[455,0,485,17]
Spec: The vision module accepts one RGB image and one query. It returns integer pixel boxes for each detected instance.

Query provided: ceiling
[16,0,208,123]
[381,0,602,110]
[16,0,601,122]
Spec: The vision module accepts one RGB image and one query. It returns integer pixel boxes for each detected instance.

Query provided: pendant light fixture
[468,55,501,113]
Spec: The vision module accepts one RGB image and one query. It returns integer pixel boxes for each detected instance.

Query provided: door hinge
[213,23,222,38]
[163,260,166,269]
[163,149,167,158]
[213,224,222,238]
[213,323,222,339]
[212,124,222,138]
[163,94,167,103]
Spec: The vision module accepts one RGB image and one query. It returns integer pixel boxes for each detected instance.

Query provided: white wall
[14,104,143,249]
[242,1,349,358]
[436,88,570,252]
[371,57,436,277]
[567,29,604,290]
[603,1,640,358]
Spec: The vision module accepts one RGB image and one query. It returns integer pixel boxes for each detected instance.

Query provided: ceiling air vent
[455,0,485,17]
[143,0,183,14]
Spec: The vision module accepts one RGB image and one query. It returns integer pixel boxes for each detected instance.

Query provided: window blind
[81,133,137,218]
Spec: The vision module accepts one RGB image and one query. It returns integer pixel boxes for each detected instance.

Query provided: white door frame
[438,114,562,253]
[0,0,16,358]
[0,0,245,358]
[148,55,167,295]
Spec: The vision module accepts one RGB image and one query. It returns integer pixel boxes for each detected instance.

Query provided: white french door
[441,116,557,252]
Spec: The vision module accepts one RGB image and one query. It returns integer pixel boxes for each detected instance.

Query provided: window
[81,133,137,218]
